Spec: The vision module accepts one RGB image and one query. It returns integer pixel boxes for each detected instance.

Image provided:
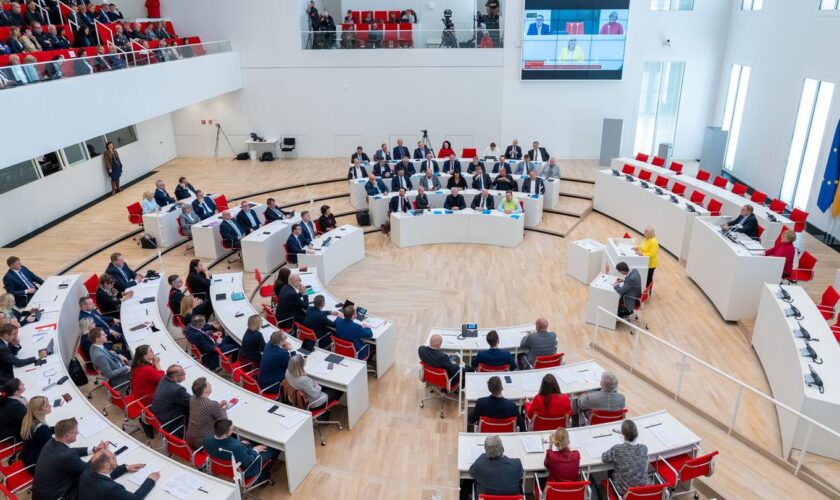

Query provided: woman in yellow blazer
[634,226,659,288]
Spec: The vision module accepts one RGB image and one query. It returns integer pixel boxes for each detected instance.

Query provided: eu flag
[817,119,840,214]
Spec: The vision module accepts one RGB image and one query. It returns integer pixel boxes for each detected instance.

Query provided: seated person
[468,435,524,496]
[391,169,412,191]
[275,270,309,325]
[468,376,525,431]
[187,259,212,299]
[471,330,513,370]
[524,373,571,423]
[141,191,157,214]
[334,305,373,359]
[235,201,261,234]
[419,152,439,174]
[264,197,291,222]
[418,334,467,382]
[185,378,228,450]
[4,256,43,308]
[393,138,410,160]
[20,396,52,469]
[471,166,492,190]
[286,354,344,411]
[304,295,340,349]
[576,371,625,419]
[299,211,318,243]
[150,365,190,434]
[471,189,495,211]
[258,330,296,390]
[613,262,642,318]
[0,292,37,325]
[106,252,143,293]
[497,191,522,214]
[204,419,278,483]
[285,224,315,264]
[414,141,432,160]
[178,204,201,236]
[492,168,517,191]
[415,186,430,209]
[219,211,246,249]
[522,170,545,195]
[174,176,198,200]
[442,154,461,174]
[394,156,415,176]
[0,324,40,385]
[239,314,266,368]
[467,157,485,174]
[318,205,337,232]
[373,143,391,161]
[185,315,237,371]
[79,296,123,341]
[418,169,441,190]
[765,230,796,279]
[364,173,389,197]
[722,204,759,239]
[0,378,27,442]
[443,187,466,211]
[518,318,556,369]
[191,190,217,219]
[153,179,176,207]
[347,158,368,180]
[79,449,158,498]
[492,155,510,173]
[447,172,467,190]
[389,188,411,213]
[603,420,649,496]
[514,156,535,175]
[483,143,502,159]
[169,275,212,319]
[350,146,370,163]
[529,141,550,162]
[543,158,561,179]
[438,141,455,159]
[544,428,581,483]
[89,327,130,386]
[372,158,393,178]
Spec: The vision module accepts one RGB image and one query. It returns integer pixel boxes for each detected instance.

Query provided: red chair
[77,344,106,399]
[176,218,194,254]
[638,170,652,182]
[669,161,683,174]
[750,190,768,204]
[462,148,477,158]
[241,369,280,400]
[790,208,809,232]
[253,269,274,298]
[830,317,840,343]
[160,425,209,469]
[707,199,723,217]
[0,443,34,498]
[383,23,398,48]
[769,198,787,214]
[671,183,686,197]
[477,363,510,372]
[712,176,728,188]
[689,191,705,205]
[477,416,518,433]
[208,450,274,494]
[282,379,342,446]
[214,194,229,211]
[589,408,628,425]
[635,153,649,162]
[788,251,817,284]
[261,304,278,326]
[397,22,413,47]
[534,353,564,369]
[519,200,525,214]
[373,10,387,22]
[731,183,747,196]
[531,413,570,432]
[534,475,590,500]
[654,176,669,189]
[354,24,369,48]
[313,220,323,235]
[126,202,143,226]
[220,237,240,269]
[419,361,460,418]
[603,480,670,500]
[757,225,765,239]
[84,273,99,298]
[333,336,366,360]
[216,346,241,377]
[696,170,711,182]
[283,243,295,265]
[103,382,146,434]
[351,11,361,24]
[0,483,19,500]
[621,164,635,175]
[656,448,719,497]
[412,200,419,209]
[565,21,584,34]
[651,156,665,167]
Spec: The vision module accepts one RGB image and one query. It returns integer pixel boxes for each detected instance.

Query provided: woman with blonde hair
[19,396,52,469]
[543,427,580,482]
[141,191,157,213]
[239,314,266,368]
[633,226,659,288]
[286,354,342,411]
[104,141,123,194]
[0,292,35,325]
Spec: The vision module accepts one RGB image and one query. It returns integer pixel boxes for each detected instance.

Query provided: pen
[593,434,611,439]
[160,343,167,351]
[25,367,37,372]
[107,441,116,447]
[197,487,209,494]
[645,423,662,429]
[578,369,589,373]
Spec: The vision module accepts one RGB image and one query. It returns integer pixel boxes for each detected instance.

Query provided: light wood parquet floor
[3,157,839,499]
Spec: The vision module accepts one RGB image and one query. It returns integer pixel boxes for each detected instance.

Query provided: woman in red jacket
[130,344,164,403]
[544,428,581,482]
[765,229,796,279]
[525,373,572,423]
[437,140,455,159]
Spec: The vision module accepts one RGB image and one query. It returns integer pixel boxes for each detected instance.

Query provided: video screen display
[521,0,630,80]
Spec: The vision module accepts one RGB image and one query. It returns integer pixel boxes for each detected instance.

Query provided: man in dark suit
[0,5,22,26]
[219,211,246,248]
[79,296,124,340]
[184,315,225,370]
[419,152,439,174]
[470,189,495,211]
[373,143,391,161]
[526,15,550,35]
[72,50,95,76]
[393,138,410,160]
[150,364,190,433]
[504,140,522,160]
[521,170,545,195]
[174,176,198,200]
[3,256,43,307]
[468,435,525,497]
[442,154,462,174]
[299,211,317,245]
[304,295,338,348]
[347,158,368,180]
[394,156,416,176]
[444,187,466,211]
[364,173,389,197]
[413,141,432,160]
[471,166,492,191]
[350,146,369,163]
[372,158,393,179]
[203,419,278,483]
[492,168,517,192]
[264,198,289,222]
[152,180,175,207]
[285,224,311,264]
[79,449,158,499]
[418,333,468,381]
[0,324,37,384]
[106,252,142,293]
[275,273,308,325]
[31,418,109,500]
[466,157,484,174]
[191,191,217,220]
[613,262,642,318]
[335,305,373,359]
[468,376,525,431]
[391,169,412,192]
[492,156,510,173]
[23,2,48,26]
[235,201,261,234]
[723,204,760,239]
[528,141,550,162]
[471,330,515,370]
[168,275,211,318]
[65,5,83,29]
[389,188,411,214]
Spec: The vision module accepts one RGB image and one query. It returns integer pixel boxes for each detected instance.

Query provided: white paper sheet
[581,433,622,459]
[274,409,308,429]
[556,370,581,386]
[77,413,110,439]
[163,470,204,499]
[648,424,680,447]
[469,443,485,462]
[520,435,546,454]
[127,462,161,485]
[519,372,543,393]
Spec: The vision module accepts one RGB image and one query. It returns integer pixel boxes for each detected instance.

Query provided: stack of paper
[275,409,308,429]
[649,424,680,447]
[163,470,204,499]
[77,414,110,439]
[127,463,161,485]
[581,433,622,459]
[519,435,546,454]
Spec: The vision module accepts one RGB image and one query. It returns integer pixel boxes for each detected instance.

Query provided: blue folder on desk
[482,210,492,215]
[445,210,454,214]
[373,195,382,200]
[530,194,540,199]
[510,215,521,219]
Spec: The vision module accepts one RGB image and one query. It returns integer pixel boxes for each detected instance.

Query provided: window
[820,0,840,10]
[61,143,88,167]
[721,64,752,171]
[106,126,137,148]
[36,153,62,178]
[85,135,107,158]
[634,61,686,158]
[651,0,694,11]
[741,0,763,10]
[781,79,836,210]
[0,160,39,195]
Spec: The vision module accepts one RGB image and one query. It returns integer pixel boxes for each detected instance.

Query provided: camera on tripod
[441,9,454,29]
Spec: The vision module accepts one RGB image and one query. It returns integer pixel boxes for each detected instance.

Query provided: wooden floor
[4,157,840,499]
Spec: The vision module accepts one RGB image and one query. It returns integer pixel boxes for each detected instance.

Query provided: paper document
[556,370,581,386]
[520,435,546,454]
[469,443,485,462]
[649,424,680,447]
[123,327,148,344]
[274,409,308,429]
[163,470,204,499]
[77,413,110,439]
[365,317,387,329]
[581,433,622,459]
[128,463,161,485]
[519,372,543,393]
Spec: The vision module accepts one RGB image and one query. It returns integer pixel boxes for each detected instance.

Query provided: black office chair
[280,137,296,158]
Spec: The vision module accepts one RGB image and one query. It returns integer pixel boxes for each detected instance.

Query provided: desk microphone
[640,181,650,189]
[767,213,777,222]
[802,341,823,364]
[794,322,817,341]
[784,305,803,320]
[611,169,621,176]
[806,364,824,394]
[668,194,679,204]
[777,285,792,303]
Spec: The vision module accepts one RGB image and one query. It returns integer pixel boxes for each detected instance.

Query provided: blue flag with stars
[817,119,840,214]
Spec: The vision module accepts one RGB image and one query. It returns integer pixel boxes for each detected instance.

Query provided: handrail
[592,306,840,475]
[57,0,77,30]
[93,19,112,46]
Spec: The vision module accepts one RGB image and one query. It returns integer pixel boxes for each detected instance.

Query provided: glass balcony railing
[0,40,232,91]
[302,28,504,49]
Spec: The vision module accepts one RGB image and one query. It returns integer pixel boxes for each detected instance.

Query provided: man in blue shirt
[203,419,278,482]
[334,305,373,360]
[471,330,515,371]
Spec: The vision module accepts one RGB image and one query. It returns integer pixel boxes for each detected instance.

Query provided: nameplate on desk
[139,297,155,304]
[261,231,271,235]
[215,293,226,301]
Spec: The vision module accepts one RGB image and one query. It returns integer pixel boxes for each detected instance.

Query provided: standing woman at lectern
[103,141,123,195]
[633,227,659,288]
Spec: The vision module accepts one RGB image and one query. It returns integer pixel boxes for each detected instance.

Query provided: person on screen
[600,11,624,35]
[559,38,584,62]
[526,15,550,35]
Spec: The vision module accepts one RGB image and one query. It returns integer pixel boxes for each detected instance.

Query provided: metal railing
[302,28,504,49]
[592,306,840,492]
[0,40,232,91]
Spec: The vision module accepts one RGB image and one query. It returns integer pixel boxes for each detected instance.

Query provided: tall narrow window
[820,0,840,10]
[650,0,694,10]
[721,64,751,171]
[781,79,836,209]
[741,0,763,10]
[634,62,686,158]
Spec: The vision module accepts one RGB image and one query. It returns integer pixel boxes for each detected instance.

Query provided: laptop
[297,338,317,356]
[356,306,367,321]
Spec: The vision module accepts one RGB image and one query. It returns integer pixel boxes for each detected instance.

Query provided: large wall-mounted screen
[521,0,630,80]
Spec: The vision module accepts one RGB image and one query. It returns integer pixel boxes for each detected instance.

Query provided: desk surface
[465,360,604,401]
[428,323,537,352]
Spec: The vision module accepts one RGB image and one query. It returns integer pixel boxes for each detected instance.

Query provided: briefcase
[139,234,158,249]
[355,210,371,226]
[381,221,391,235]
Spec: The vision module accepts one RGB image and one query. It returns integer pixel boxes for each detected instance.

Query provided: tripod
[420,129,435,154]
[214,123,236,161]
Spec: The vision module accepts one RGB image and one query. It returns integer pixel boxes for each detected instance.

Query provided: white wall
[0,114,176,246]
[713,1,840,235]
[166,0,729,160]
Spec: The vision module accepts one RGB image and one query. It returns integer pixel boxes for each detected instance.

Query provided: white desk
[686,217,784,321]
[567,239,606,284]
[293,269,396,378]
[141,198,194,249]
[192,203,266,259]
[297,224,365,286]
[585,273,620,330]
[124,275,316,493]
[390,209,525,248]
[241,215,301,273]
[244,138,278,159]
[18,276,239,500]
[605,238,649,279]
[752,284,840,459]
[465,360,603,404]
[210,272,370,429]
[594,169,709,259]
[427,324,539,363]
[457,410,701,475]
[613,157,792,249]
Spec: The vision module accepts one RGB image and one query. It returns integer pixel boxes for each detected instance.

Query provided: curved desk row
[240,214,301,274]
[427,324,536,360]
[297,225,365,286]
[390,209,525,248]
[192,203,266,260]
[210,272,371,429]
[18,275,239,499]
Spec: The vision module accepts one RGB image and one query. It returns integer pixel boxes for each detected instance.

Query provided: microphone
[784,305,803,320]
[777,285,792,302]
[794,322,817,341]
[802,341,823,365]
[806,364,824,394]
